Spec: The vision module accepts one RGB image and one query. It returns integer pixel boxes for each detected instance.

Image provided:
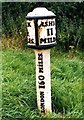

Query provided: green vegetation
[2,2,84,119]
[2,48,83,119]
[2,2,84,50]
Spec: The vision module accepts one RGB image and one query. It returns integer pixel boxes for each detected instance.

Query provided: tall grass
[0,49,2,120]
[2,48,83,119]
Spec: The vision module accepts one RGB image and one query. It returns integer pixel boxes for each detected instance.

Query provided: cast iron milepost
[26,7,56,114]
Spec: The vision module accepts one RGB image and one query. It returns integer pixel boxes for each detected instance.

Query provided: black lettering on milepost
[27,22,31,27]
[39,81,45,88]
[38,53,43,73]
[28,38,34,44]
[40,91,45,113]
[38,53,43,60]
[47,28,53,36]
[38,75,45,80]
[38,53,45,113]
[39,20,55,27]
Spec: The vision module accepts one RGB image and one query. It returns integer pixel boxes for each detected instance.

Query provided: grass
[2,48,84,119]
[0,49,2,120]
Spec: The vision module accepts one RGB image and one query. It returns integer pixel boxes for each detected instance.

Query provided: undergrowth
[2,48,83,119]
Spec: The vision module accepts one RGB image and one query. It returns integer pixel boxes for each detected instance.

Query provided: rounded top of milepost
[26,7,56,19]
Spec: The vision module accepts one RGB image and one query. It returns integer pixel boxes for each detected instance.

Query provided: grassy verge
[2,48,83,119]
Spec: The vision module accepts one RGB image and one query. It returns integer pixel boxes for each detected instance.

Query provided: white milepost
[35,49,51,113]
[26,7,56,114]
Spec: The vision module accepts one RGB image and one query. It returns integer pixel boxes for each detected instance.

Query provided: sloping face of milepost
[26,7,56,50]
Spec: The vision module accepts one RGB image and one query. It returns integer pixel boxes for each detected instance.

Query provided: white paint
[35,49,52,114]
[38,18,56,45]
[26,7,56,114]
[27,7,55,17]
[26,7,56,47]
[26,18,56,46]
